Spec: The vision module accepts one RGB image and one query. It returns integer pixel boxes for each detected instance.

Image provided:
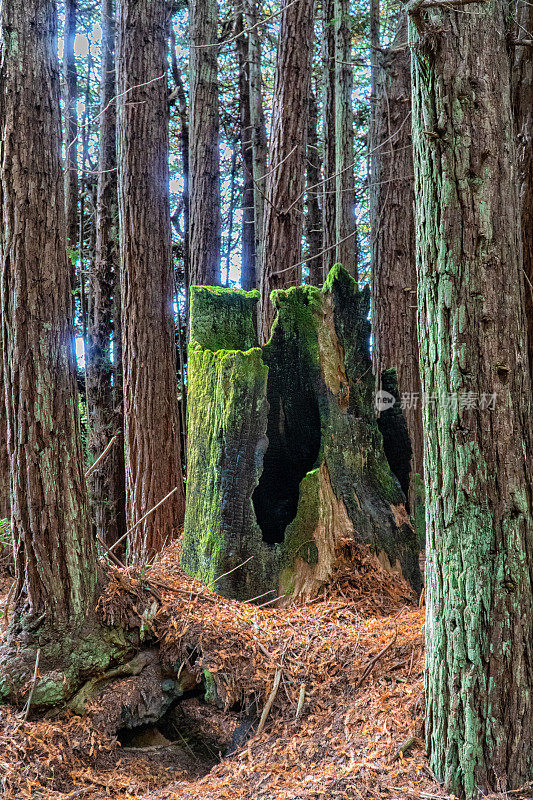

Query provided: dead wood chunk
[181,266,421,602]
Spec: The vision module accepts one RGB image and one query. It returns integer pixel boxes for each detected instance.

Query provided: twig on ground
[355,626,398,689]
[256,669,282,736]
[21,648,41,721]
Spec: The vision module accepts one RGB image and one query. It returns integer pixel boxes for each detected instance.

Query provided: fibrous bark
[189,0,221,287]
[63,0,79,255]
[513,2,533,377]
[236,12,256,291]
[0,0,126,707]
[117,0,185,560]
[306,88,323,286]
[322,0,337,276]
[181,266,421,601]
[333,0,357,277]
[322,0,358,279]
[259,0,315,340]
[244,0,267,285]
[371,17,423,503]
[411,2,533,795]
[86,0,126,547]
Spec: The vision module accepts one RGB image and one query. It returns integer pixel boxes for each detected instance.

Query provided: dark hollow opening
[377,371,412,511]
[252,339,321,545]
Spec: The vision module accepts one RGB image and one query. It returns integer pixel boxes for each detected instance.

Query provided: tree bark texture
[236,13,256,291]
[513,2,533,377]
[170,25,190,295]
[245,0,267,287]
[0,345,9,519]
[86,0,126,547]
[189,0,221,287]
[259,0,315,341]
[371,17,423,494]
[63,0,79,254]
[411,2,533,795]
[0,0,97,634]
[333,0,357,278]
[306,88,324,286]
[117,0,185,560]
[322,0,337,277]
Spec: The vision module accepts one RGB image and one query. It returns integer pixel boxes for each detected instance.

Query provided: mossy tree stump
[181,266,421,601]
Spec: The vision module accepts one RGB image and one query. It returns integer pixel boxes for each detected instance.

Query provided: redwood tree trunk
[322,0,337,276]
[63,0,79,254]
[86,0,126,547]
[244,0,267,285]
[333,0,357,278]
[371,17,423,493]
[513,2,533,376]
[411,2,533,795]
[259,0,315,340]
[189,0,221,287]
[0,0,101,694]
[117,0,185,560]
[236,12,256,291]
[306,88,323,285]
[0,348,9,519]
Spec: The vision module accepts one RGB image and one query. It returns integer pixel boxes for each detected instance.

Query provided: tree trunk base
[0,614,132,709]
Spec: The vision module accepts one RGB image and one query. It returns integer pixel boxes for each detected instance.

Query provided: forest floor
[0,542,509,800]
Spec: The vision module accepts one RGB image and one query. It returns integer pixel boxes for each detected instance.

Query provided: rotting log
[181,266,422,601]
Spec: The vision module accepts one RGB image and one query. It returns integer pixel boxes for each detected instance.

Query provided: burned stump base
[181,266,421,601]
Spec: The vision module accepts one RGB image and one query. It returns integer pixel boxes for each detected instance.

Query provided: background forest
[0,0,532,798]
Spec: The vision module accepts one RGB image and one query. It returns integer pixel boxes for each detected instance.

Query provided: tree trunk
[182,268,421,600]
[169,25,190,296]
[117,0,185,561]
[63,0,79,255]
[244,0,267,287]
[189,0,221,287]
[0,0,126,707]
[236,12,256,291]
[513,2,533,377]
[411,2,533,795]
[371,17,423,503]
[259,0,315,341]
[333,0,357,278]
[306,88,323,286]
[322,0,337,277]
[86,0,126,547]
[0,347,9,519]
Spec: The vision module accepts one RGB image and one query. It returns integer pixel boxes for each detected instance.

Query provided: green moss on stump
[181,268,421,601]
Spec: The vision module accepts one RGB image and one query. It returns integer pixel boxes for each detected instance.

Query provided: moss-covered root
[0,618,131,709]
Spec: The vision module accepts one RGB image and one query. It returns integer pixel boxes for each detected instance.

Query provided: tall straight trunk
[322,0,336,276]
[86,0,126,547]
[236,12,256,291]
[189,0,221,287]
[170,25,190,295]
[0,349,9,519]
[333,0,357,278]
[0,0,104,701]
[259,0,315,341]
[244,0,267,285]
[117,0,185,561]
[513,2,533,376]
[411,2,533,796]
[63,0,79,254]
[371,17,423,493]
[224,139,238,285]
[306,88,323,285]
